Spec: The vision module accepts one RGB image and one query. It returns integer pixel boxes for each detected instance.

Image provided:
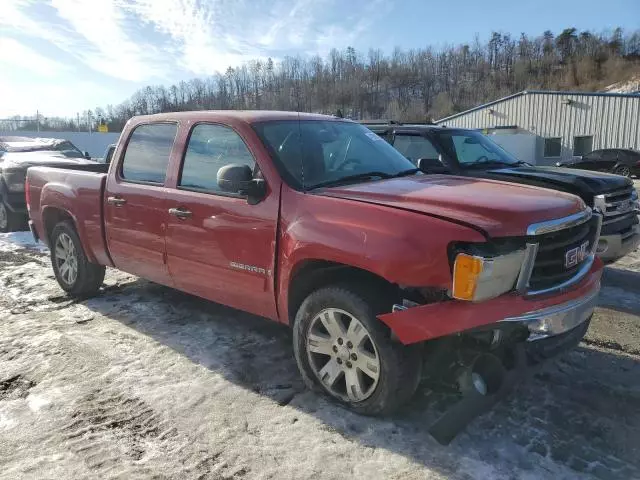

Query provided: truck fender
[276,211,486,324]
[40,182,98,263]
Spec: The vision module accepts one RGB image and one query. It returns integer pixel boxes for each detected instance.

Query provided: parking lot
[1,198,640,480]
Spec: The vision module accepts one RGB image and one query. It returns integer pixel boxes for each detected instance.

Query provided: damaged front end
[377,210,603,444]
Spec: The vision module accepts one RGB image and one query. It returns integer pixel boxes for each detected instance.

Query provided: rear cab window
[178,124,256,194]
[120,123,178,184]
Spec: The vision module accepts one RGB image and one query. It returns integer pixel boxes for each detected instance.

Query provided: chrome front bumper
[596,225,640,262]
[501,285,599,341]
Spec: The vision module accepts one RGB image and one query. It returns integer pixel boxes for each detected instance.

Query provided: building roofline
[436,89,640,123]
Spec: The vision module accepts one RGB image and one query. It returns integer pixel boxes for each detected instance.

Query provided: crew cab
[26,111,603,425]
[362,123,640,262]
[0,136,98,232]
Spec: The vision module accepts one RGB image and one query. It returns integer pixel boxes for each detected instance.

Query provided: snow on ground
[1,237,640,479]
[604,76,640,94]
[0,232,48,254]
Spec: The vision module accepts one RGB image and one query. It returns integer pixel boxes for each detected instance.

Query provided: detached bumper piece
[428,311,594,445]
[428,344,528,445]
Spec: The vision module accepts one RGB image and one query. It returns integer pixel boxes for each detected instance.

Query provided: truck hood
[476,166,632,201]
[319,175,586,238]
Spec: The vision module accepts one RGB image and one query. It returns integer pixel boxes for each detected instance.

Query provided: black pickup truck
[0,137,101,232]
[362,122,640,262]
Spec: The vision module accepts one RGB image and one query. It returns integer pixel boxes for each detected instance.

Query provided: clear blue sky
[1,0,638,118]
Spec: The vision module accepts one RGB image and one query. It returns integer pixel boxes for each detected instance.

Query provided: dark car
[0,137,103,232]
[361,122,640,262]
[557,149,640,178]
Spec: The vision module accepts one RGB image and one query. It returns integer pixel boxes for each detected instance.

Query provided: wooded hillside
[5,27,640,131]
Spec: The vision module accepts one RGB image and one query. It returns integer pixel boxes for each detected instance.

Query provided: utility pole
[77,112,80,132]
[36,110,40,132]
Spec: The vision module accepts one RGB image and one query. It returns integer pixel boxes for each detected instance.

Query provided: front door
[104,122,178,286]
[164,123,279,319]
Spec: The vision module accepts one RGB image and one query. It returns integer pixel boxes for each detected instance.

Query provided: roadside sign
[98,124,108,133]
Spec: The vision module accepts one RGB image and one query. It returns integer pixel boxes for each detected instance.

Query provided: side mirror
[217,164,266,204]
[417,156,449,174]
[84,151,91,159]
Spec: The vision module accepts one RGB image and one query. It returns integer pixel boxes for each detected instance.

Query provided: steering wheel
[334,157,363,171]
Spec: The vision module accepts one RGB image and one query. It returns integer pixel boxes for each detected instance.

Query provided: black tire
[613,165,631,177]
[0,201,22,233]
[293,285,422,416]
[50,221,105,297]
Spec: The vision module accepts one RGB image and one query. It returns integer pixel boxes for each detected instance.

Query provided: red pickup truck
[26,111,602,418]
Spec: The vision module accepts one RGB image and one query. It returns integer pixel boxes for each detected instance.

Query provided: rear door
[598,150,619,171]
[104,122,178,286]
[164,123,279,319]
[577,150,601,170]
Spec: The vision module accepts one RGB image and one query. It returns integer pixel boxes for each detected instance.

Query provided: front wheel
[293,285,422,415]
[50,221,105,297]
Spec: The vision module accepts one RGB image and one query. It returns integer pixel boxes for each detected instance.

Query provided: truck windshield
[254,120,418,190]
[431,130,528,169]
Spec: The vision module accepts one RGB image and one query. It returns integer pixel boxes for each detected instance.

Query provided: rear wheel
[613,165,631,177]
[50,221,105,297]
[293,285,422,415]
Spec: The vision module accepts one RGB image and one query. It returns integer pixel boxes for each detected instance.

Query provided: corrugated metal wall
[437,93,640,162]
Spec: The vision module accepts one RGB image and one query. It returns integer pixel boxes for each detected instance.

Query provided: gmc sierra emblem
[565,241,589,268]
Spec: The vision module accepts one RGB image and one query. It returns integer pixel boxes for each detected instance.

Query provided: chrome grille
[519,209,602,296]
[528,215,601,291]
[594,187,638,219]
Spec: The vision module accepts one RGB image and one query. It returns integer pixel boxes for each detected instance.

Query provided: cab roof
[130,110,347,125]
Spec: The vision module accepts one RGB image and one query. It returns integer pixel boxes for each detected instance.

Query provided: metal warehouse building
[436,91,640,166]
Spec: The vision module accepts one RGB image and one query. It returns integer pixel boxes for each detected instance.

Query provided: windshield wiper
[464,160,521,169]
[307,168,420,190]
[307,171,393,189]
[391,168,420,177]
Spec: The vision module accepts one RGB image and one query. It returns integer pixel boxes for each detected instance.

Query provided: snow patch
[27,394,51,412]
[0,232,48,253]
[0,412,16,430]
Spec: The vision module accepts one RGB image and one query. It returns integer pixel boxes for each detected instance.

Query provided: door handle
[107,196,127,207]
[169,207,192,219]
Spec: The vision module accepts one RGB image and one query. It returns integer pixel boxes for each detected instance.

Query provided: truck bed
[26,166,112,266]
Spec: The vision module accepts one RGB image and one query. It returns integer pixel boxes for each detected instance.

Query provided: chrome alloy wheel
[616,165,631,177]
[306,308,381,402]
[55,232,78,285]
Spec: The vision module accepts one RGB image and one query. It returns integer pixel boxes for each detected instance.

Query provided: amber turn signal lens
[452,253,484,300]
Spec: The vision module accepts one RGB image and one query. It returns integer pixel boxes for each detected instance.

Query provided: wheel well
[43,207,74,243]
[287,260,398,324]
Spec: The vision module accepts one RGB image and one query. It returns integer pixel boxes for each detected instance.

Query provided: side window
[179,124,255,193]
[543,137,562,158]
[393,135,440,162]
[601,150,618,161]
[121,123,177,184]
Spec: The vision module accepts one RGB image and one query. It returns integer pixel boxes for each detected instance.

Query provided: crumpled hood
[481,166,632,199]
[1,151,94,169]
[319,174,586,238]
